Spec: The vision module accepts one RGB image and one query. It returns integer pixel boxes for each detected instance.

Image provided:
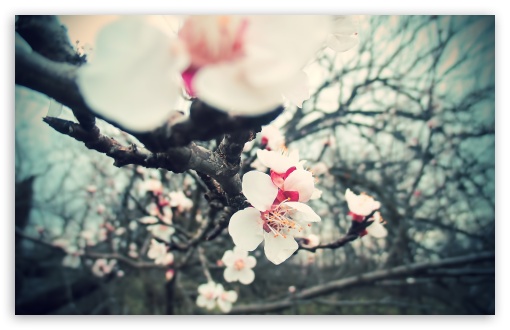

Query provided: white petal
[326,34,359,52]
[198,282,215,295]
[233,246,248,259]
[285,202,321,223]
[366,221,388,238]
[217,300,232,313]
[205,299,217,310]
[243,16,332,87]
[256,150,298,173]
[263,232,298,265]
[224,290,238,303]
[196,295,208,308]
[223,267,239,283]
[281,71,310,108]
[345,189,381,215]
[221,250,235,267]
[283,169,315,202]
[238,268,255,285]
[77,17,187,132]
[228,208,264,251]
[193,63,285,115]
[326,16,359,52]
[245,255,257,269]
[242,171,278,211]
[310,188,323,200]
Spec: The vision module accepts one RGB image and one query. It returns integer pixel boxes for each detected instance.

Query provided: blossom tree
[15,15,494,315]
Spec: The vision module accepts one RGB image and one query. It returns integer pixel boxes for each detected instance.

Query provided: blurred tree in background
[14,15,494,315]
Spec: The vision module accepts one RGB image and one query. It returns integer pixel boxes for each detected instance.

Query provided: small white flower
[221,246,257,285]
[196,281,221,310]
[169,191,193,213]
[345,188,381,217]
[147,239,174,265]
[229,171,321,265]
[216,285,238,313]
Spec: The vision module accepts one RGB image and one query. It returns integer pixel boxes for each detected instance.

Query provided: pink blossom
[229,171,320,265]
[179,16,332,115]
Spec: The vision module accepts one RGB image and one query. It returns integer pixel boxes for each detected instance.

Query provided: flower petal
[243,16,332,87]
[285,202,321,223]
[224,290,238,303]
[245,255,257,269]
[217,300,232,313]
[198,282,215,295]
[77,17,188,132]
[281,71,310,108]
[193,63,285,115]
[263,232,298,265]
[221,250,235,267]
[242,171,278,211]
[326,16,359,52]
[196,295,208,308]
[257,150,299,174]
[223,267,240,283]
[345,189,381,216]
[283,169,315,202]
[238,268,255,285]
[366,220,388,238]
[233,246,248,259]
[228,208,264,251]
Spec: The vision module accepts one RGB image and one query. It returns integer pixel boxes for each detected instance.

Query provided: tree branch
[229,251,494,314]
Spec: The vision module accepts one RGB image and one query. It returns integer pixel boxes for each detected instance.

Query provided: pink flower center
[234,259,245,271]
[179,16,249,96]
[261,202,307,238]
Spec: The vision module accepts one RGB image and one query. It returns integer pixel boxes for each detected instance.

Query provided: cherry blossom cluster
[76,15,359,132]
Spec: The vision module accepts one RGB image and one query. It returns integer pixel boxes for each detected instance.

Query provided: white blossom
[147,239,174,265]
[221,246,257,285]
[229,171,321,265]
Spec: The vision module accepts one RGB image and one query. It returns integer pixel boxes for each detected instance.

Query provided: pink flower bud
[165,269,175,282]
